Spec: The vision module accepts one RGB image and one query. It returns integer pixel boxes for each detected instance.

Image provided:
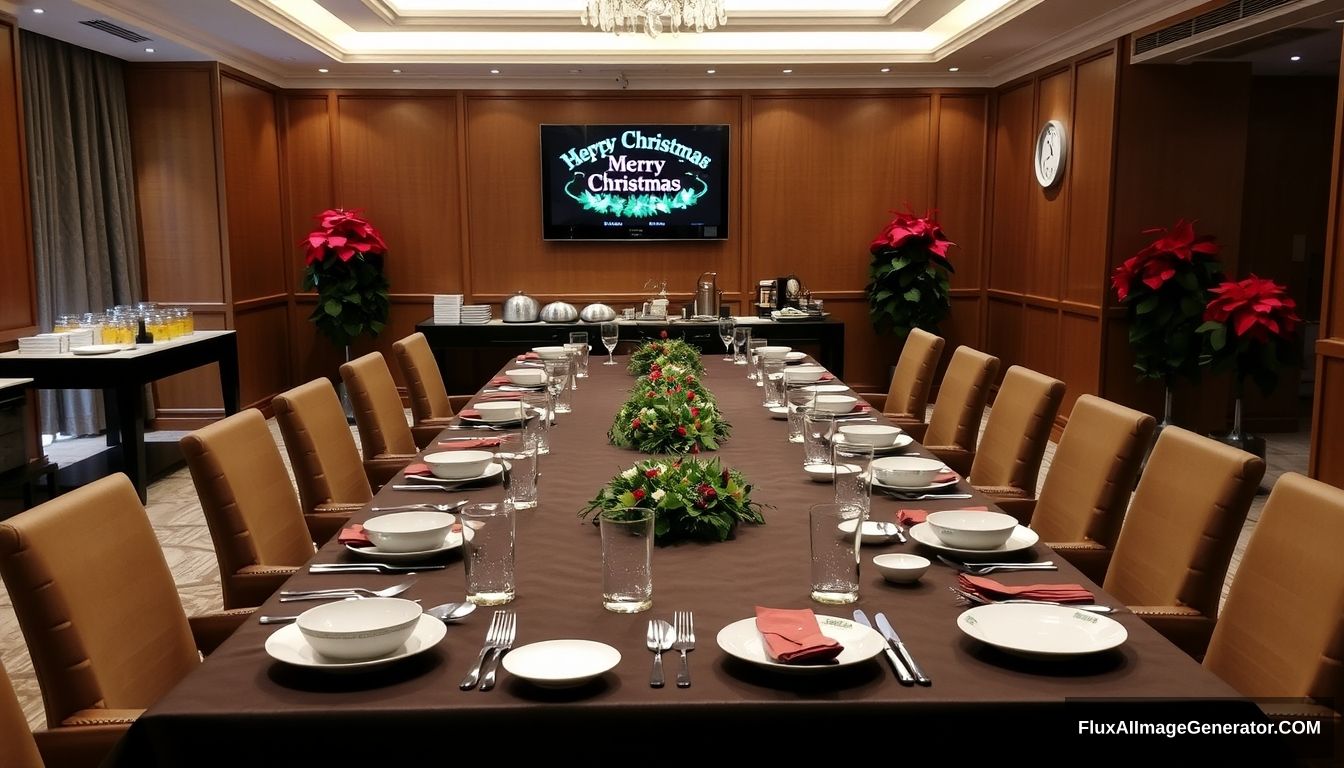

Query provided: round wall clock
[1033,119,1066,188]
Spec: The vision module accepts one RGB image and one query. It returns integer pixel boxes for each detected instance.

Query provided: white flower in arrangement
[621,466,639,480]
[652,489,666,502]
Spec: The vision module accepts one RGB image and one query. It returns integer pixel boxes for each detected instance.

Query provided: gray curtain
[21,31,142,437]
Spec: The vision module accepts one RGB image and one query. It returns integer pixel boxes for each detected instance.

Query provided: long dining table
[107,354,1282,764]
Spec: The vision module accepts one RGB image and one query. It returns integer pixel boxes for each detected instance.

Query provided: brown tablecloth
[110,356,1266,764]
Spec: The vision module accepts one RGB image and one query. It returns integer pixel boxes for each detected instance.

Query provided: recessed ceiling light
[490,69,501,74]
[392,69,401,73]
[880,67,890,73]
[706,69,716,74]
[948,66,960,72]
[317,68,329,73]
[782,69,793,74]
[32,8,44,14]
[1291,55,1302,61]
[144,48,154,53]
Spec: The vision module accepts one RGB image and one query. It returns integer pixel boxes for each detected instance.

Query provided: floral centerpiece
[608,363,731,453]
[627,336,704,376]
[580,457,767,544]
[301,209,391,348]
[865,208,955,336]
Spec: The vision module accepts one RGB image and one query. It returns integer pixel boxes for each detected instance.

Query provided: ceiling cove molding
[284,73,997,90]
[360,1,921,26]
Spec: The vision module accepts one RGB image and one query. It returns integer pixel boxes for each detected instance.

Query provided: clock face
[1034,120,1066,188]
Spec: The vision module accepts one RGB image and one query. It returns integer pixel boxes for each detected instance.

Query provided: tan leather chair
[392,332,456,447]
[180,409,315,610]
[1204,473,1344,723]
[2,661,43,768]
[1103,427,1264,659]
[880,328,944,441]
[273,378,374,543]
[965,365,1065,524]
[1026,395,1155,583]
[340,351,420,489]
[922,346,999,477]
[0,474,249,768]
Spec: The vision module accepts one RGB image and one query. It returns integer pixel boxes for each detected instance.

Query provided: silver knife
[875,612,931,686]
[853,610,914,685]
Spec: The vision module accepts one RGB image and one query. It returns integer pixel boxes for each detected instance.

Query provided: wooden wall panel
[990,84,1033,296]
[234,303,291,407]
[0,14,36,343]
[151,309,227,419]
[1059,312,1101,413]
[1027,70,1070,300]
[986,297,1022,373]
[1311,43,1344,482]
[283,96,334,293]
[1314,348,1344,485]
[1021,304,1059,379]
[1064,54,1117,307]
[220,74,285,302]
[936,95,987,293]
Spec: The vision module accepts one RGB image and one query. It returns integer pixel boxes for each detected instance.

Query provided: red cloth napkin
[958,573,1094,603]
[459,408,481,418]
[438,437,501,450]
[896,505,987,527]
[754,606,844,664]
[516,352,540,361]
[404,463,431,477]
[488,376,511,386]
[820,372,835,381]
[849,402,871,413]
[338,524,372,548]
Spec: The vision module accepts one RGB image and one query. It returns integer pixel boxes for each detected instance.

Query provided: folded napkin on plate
[488,376,511,386]
[958,573,1094,603]
[895,505,987,527]
[820,372,836,381]
[438,437,501,450]
[338,524,372,547]
[458,408,481,419]
[516,352,541,361]
[475,392,524,402]
[754,606,844,664]
[404,463,431,477]
[848,403,872,413]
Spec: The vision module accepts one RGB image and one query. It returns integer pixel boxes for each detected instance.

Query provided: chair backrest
[340,352,417,457]
[967,365,1065,491]
[0,475,198,725]
[1030,395,1155,546]
[392,332,454,423]
[1,661,42,768]
[273,378,373,514]
[923,346,1000,449]
[180,409,315,607]
[1104,427,1264,618]
[884,328,944,418]
[1205,473,1344,701]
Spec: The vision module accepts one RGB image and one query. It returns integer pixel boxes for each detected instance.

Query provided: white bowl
[361,511,458,552]
[784,365,827,383]
[422,450,494,480]
[871,456,945,487]
[873,553,931,584]
[296,598,422,661]
[838,424,902,447]
[812,394,858,414]
[926,510,1019,551]
[784,351,808,363]
[532,346,571,360]
[756,345,793,360]
[504,368,546,387]
[472,400,529,423]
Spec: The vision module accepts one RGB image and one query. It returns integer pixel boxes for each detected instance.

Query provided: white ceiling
[0,0,1319,88]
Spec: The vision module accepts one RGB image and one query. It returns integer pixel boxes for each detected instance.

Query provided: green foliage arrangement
[301,209,391,348]
[580,457,767,544]
[627,337,705,376]
[866,208,955,337]
[608,363,730,454]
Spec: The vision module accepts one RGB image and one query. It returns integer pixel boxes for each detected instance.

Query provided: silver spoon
[426,601,476,622]
[369,501,467,513]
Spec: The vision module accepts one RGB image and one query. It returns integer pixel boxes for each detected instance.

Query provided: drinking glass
[761,359,787,407]
[462,502,516,606]
[746,338,767,381]
[53,314,77,333]
[544,359,572,414]
[599,508,654,613]
[732,327,751,365]
[499,434,539,510]
[803,408,836,466]
[601,322,619,365]
[521,391,551,455]
[567,332,590,378]
[787,389,815,443]
[566,348,581,392]
[809,503,861,605]
[718,317,736,361]
[832,442,875,519]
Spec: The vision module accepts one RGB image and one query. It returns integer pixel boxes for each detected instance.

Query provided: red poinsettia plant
[866,208,955,337]
[1110,219,1222,382]
[1198,275,1301,396]
[300,208,391,348]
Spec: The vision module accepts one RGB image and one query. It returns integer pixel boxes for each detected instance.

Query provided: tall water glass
[566,349,581,392]
[718,317,736,361]
[521,392,551,455]
[809,503,861,605]
[832,442,875,518]
[787,389,815,443]
[500,434,539,510]
[601,322,619,365]
[567,332,590,378]
[746,338,767,381]
[803,409,836,466]
[732,327,751,365]
[462,502,516,605]
[761,359,787,407]
[544,359,573,414]
[599,508,654,613]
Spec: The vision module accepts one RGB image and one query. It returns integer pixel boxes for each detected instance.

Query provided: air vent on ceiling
[1134,0,1296,55]
[78,19,151,44]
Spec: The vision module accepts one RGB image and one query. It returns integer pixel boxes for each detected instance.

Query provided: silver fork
[278,577,416,602]
[460,610,506,690]
[369,502,467,513]
[672,610,695,689]
[936,555,1056,575]
[479,610,517,692]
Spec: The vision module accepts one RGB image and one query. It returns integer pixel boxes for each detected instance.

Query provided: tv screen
[540,124,729,241]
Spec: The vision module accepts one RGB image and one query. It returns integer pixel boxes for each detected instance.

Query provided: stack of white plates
[460,305,492,324]
[433,294,463,324]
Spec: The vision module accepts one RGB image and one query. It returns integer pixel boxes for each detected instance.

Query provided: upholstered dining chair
[2,661,43,768]
[340,351,421,490]
[1026,395,1155,583]
[273,378,374,543]
[922,346,1000,477]
[180,409,315,610]
[1204,473,1344,723]
[0,474,250,768]
[964,365,1066,524]
[392,332,456,447]
[1103,427,1264,659]
[880,328,944,441]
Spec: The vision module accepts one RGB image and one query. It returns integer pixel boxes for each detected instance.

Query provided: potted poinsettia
[1110,219,1222,426]
[865,208,955,337]
[301,208,391,349]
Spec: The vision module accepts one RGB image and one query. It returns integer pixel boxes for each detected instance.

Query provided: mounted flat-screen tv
[540,124,729,241]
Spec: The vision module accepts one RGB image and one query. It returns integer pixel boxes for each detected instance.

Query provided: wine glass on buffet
[718,317,736,361]
[601,322,619,366]
[732,327,751,365]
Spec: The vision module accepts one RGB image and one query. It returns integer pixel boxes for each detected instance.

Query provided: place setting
[336,510,466,562]
[715,606,889,678]
[899,508,1042,561]
[869,456,972,500]
[391,451,505,492]
[262,597,449,672]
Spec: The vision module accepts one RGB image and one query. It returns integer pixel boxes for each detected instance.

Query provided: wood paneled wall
[1311,34,1344,485]
[0,13,37,347]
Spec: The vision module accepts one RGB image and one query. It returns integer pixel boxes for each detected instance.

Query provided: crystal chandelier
[581,0,727,39]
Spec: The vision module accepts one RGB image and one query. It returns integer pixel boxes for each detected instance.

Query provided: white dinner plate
[501,639,622,688]
[907,522,1040,560]
[265,614,447,670]
[458,406,544,427]
[716,615,887,674]
[345,529,465,561]
[837,518,903,544]
[832,433,915,454]
[799,384,850,395]
[71,344,131,355]
[956,603,1128,658]
[872,473,959,493]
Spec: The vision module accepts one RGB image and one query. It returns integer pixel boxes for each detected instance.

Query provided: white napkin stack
[460,305,492,325]
[433,294,463,324]
[18,331,87,354]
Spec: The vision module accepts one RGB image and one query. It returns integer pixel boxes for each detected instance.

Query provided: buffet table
[108,355,1277,764]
